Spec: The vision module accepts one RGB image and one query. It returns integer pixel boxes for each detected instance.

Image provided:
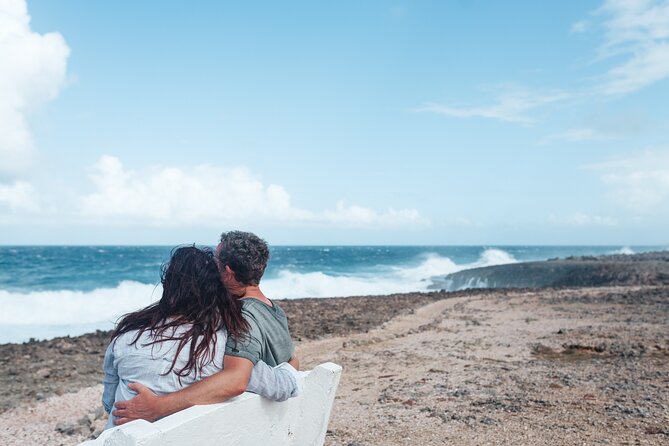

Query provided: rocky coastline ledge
[1,252,668,445]
[431,251,669,290]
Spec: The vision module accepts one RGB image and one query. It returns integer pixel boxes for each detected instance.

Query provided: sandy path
[295,287,669,445]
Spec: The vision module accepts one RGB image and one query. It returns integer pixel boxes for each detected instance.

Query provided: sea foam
[611,246,635,255]
[0,249,516,344]
[0,281,161,344]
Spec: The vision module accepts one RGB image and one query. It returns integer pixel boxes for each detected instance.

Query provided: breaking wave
[0,249,517,343]
[0,281,161,344]
[611,246,635,255]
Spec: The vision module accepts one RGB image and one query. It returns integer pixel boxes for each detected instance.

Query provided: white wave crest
[0,248,518,343]
[265,248,517,299]
[263,270,420,299]
[611,246,635,255]
[0,281,160,344]
[475,248,518,266]
[394,254,460,280]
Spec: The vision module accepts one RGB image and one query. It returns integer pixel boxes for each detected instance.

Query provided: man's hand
[112,382,162,425]
[112,357,253,425]
[288,356,300,371]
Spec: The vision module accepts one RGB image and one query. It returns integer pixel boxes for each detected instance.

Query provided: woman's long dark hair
[112,246,248,378]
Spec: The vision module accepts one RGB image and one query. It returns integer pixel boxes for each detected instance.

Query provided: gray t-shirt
[225,298,294,367]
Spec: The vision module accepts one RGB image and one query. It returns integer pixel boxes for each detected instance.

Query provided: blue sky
[1,0,668,245]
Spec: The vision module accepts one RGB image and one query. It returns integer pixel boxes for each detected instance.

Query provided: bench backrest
[81,362,342,446]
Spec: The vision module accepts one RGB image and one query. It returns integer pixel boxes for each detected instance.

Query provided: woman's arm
[101,342,119,414]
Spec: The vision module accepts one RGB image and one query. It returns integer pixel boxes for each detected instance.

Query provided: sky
[0,0,668,246]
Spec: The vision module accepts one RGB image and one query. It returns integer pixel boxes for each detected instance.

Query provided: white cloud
[416,89,568,124]
[570,20,589,34]
[0,0,70,177]
[595,0,669,94]
[585,149,669,211]
[0,180,39,212]
[417,1,669,128]
[547,127,613,142]
[548,212,618,226]
[321,202,427,227]
[603,41,669,94]
[444,216,475,226]
[78,156,429,228]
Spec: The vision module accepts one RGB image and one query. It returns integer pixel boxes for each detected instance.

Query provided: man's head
[215,231,270,288]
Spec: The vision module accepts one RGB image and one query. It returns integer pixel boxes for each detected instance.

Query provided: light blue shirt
[102,325,298,429]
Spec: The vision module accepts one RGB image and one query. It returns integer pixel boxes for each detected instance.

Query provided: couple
[102,231,300,430]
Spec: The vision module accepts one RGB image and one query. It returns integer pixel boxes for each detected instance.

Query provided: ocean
[0,245,661,344]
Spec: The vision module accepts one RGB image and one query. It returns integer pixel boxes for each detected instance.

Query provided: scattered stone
[36,367,51,379]
[55,421,77,436]
[480,416,496,425]
[532,344,556,355]
[563,343,606,354]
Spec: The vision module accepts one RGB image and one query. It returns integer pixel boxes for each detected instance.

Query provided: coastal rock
[431,251,669,291]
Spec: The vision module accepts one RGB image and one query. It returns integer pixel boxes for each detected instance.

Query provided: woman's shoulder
[113,329,140,345]
[112,327,174,352]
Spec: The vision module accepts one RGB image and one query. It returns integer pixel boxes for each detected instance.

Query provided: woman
[102,246,297,429]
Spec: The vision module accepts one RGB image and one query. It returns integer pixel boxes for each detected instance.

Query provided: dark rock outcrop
[431,251,669,291]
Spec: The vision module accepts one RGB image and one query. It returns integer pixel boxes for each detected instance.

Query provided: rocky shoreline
[432,250,669,290]
[0,291,453,414]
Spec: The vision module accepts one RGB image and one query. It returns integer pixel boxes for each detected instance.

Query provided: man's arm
[246,361,300,402]
[112,355,253,425]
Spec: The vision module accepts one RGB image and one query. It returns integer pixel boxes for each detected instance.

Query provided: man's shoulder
[239,298,290,336]
[240,298,286,316]
[239,298,265,316]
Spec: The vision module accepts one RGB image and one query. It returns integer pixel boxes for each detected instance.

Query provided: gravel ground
[0,286,667,445]
[302,286,669,445]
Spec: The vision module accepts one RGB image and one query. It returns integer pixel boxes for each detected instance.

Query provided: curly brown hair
[217,231,270,286]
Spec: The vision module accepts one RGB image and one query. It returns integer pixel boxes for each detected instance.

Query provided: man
[112,231,300,424]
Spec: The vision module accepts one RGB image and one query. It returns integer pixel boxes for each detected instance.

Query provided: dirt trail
[296,287,669,445]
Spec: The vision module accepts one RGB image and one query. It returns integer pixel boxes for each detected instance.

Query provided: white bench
[81,362,342,446]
